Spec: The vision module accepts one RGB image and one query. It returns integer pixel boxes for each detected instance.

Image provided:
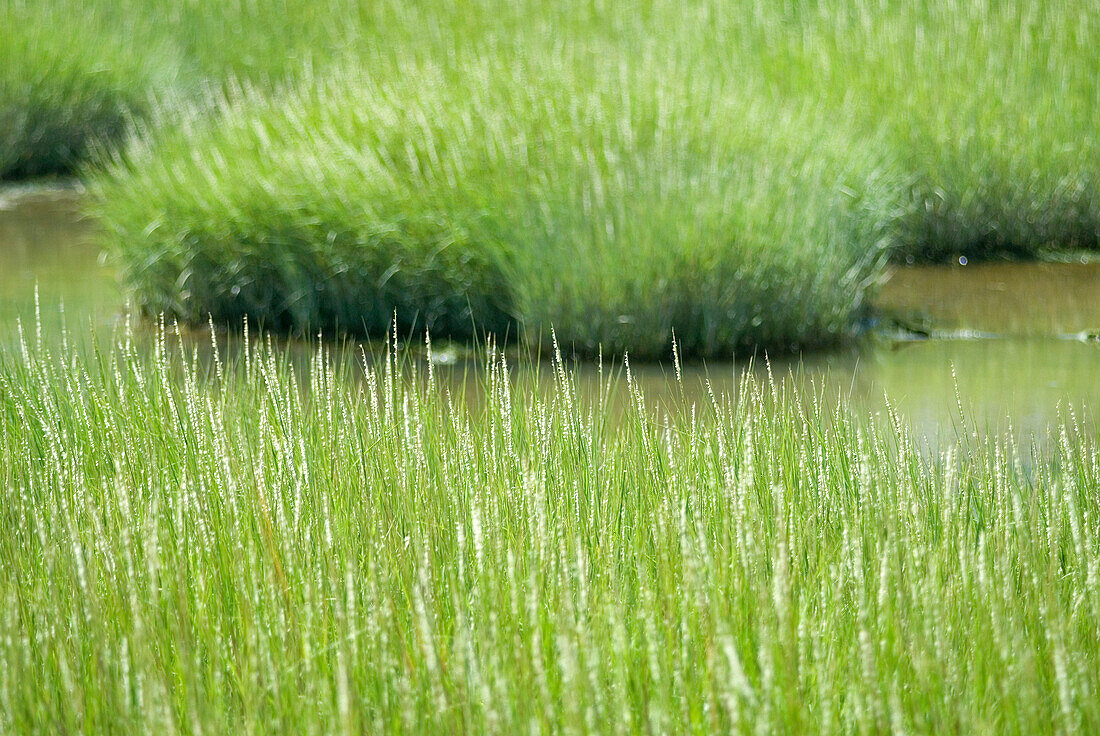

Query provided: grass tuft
[89,63,894,357]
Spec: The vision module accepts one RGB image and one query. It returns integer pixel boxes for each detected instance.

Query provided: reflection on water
[0,185,120,348]
[542,337,1100,442]
[876,260,1100,337]
[1,184,1098,440]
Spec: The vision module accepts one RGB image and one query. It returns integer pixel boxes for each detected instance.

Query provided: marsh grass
[78,0,1099,354]
[0,1,167,179]
[1,320,1099,733]
[90,63,895,358]
[0,0,407,178]
[9,0,1100,351]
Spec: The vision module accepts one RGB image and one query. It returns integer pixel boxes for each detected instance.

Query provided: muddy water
[0,186,120,344]
[2,185,1098,440]
[876,261,1100,338]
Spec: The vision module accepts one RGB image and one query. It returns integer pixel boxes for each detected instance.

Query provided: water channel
[2,184,1098,441]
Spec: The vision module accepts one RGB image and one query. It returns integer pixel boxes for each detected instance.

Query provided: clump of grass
[89,69,523,342]
[0,0,425,180]
[885,10,1100,262]
[0,1,170,179]
[11,0,1100,354]
[84,0,1100,355]
[91,60,895,358]
[892,106,1100,262]
[1,321,1099,733]
[782,2,1100,262]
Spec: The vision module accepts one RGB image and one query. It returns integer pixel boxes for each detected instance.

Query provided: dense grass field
[1,322,1099,733]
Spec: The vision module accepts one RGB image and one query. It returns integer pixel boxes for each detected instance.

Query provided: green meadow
[2,325,1099,733]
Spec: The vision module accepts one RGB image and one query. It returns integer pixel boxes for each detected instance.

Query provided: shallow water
[876,260,1100,337]
[1,184,1098,441]
[0,186,120,344]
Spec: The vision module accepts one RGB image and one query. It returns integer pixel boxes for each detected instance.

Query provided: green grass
[0,0,401,178]
[89,63,894,358]
[854,5,1100,261]
[1,321,1099,733]
[8,0,1100,353]
[0,1,164,178]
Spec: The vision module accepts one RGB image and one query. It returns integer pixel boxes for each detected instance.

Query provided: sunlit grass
[1,320,1099,733]
[0,1,165,178]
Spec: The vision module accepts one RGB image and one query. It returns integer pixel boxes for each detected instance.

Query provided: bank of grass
[869,10,1100,262]
[83,0,1100,355]
[2,322,1099,733]
[0,0,660,180]
[759,2,1100,262]
[0,0,430,179]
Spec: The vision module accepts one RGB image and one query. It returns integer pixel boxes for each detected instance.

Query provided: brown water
[0,185,121,346]
[877,261,1100,338]
[2,184,1098,440]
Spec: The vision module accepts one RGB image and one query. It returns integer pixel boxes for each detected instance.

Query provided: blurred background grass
[5,0,1098,355]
